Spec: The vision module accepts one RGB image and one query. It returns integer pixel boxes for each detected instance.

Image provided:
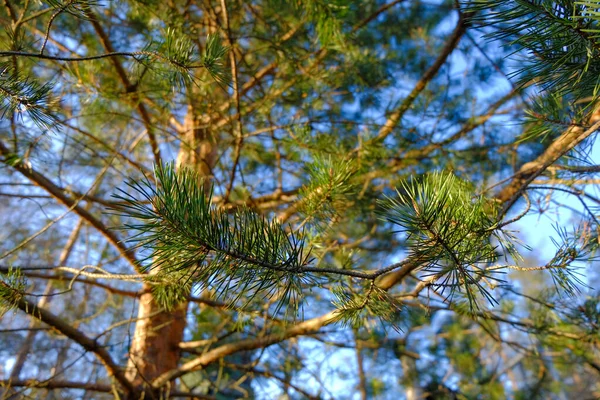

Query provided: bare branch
[6,287,135,396]
[372,9,471,142]
[151,311,337,387]
[0,139,139,270]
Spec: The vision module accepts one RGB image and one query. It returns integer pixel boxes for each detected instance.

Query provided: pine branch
[0,62,57,130]
[82,8,163,166]
[330,281,403,329]
[468,0,600,97]
[379,171,513,310]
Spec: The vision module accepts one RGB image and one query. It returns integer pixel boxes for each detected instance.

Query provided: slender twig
[0,380,114,393]
[221,0,244,203]
[552,164,600,173]
[351,0,407,32]
[496,192,531,229]
[40,0,76,55]
[0,157,113,261]
[151,310,338,387]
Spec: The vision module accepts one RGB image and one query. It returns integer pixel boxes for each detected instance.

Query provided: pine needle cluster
[379,171,516,310]
[0,267,25,317]
[114,163,312,314]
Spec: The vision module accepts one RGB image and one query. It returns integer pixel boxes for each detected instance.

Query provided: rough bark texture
[125,107,216,396]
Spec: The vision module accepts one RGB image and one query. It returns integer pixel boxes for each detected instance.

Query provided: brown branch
[221,0,244,203]
[6,219,82,387]
[5,269,141,297]
[495,110,600,214]
[354,330,368,400]
[85,11,162,166]
[151,311,337,387]
[396,90,518,162]
[375,259,422,291]
[0,379,113,393]
[0,49,162,63]
[239,62,276,97]
[6,286,135,396]
[373,9,471,143]
[351,0,407,33]
[210,1,413,136]
[0,379,214,399]
[61,121,151,175]
[0,140,138,270]
[224,363,320,400]
[2,0,17,22]
[552,164,600,173]
[0,266,239,310]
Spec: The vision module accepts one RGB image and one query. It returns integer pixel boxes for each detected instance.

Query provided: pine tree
[0,0,599,398]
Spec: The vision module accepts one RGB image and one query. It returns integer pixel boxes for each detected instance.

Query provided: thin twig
[221,0,244,203]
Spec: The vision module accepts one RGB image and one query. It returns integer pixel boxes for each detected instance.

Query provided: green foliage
[379,171,515,310]
[0,267,25,317]
[299,155,356,229]
[522,92,589,141]
[138,31,230,90]
[281,0,348,46]
[147,269,193,310]
[331,282,402,330]
[45,0,100,19]
[141,28,200,89]
[0,62,57,130]
[1,30,229,131]
[2,0,600,397]
[467,0,600,144]
[2,152,24,167]
[467,0,600,99]
[202,33,231,88]
[114,163,312,314]
[546,224,596,297]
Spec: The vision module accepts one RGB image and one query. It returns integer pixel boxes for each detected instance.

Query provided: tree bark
[125,106,216,397]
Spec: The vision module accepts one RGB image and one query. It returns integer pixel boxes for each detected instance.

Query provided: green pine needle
[546,224,595,297]
[0,267,26,317]
[467,0,600,100]
[331,282,403,331]
[379,171,507,311]
[299,155,356,229]
[202,33,231,87]
[0,63,58,130]
[113,163,312,314]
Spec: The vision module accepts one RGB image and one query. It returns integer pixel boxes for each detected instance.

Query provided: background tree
[0,0,599,399]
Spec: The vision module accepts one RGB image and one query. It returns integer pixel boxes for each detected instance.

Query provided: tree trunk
[126,107,216,397]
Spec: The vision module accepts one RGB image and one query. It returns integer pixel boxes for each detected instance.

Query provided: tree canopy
[1,0,599,398]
